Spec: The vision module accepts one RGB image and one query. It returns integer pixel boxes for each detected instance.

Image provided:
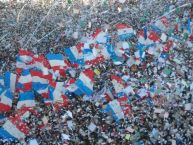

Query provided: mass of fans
[0,0,193,145]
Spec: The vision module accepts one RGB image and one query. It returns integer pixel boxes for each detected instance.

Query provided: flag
[36,86,49,99]
[104,100,124,121]
[105,44,124,65]
[34,85,49,100]
[0,85,4,96]
[111,75,125,94]
[100,44,112,59]
[0,76,4,87]
[93,87,114,103]
[83,46,105,66]
[46,54,68,68]
[17,91,35,109]
[46,54,69,77]
[103,88,114,102]
[65,79,83,96]
[76,69,94,96]
[17,69,32,92]
[150,25,162,34]
[111,55,124,65]
[48,81,68,110]
[64,43,84,66]
[148,31,160,42]
[54,95,68,111]
[30,70,52,91]
[106,43,118,57]
[114,43,126,57]
[154,16,170,32]
[49,81,64,102]
[0,89,13,112]
[117,96,132,115]
[137,30,160,48]
[92,28,108,44]
[115,23,135,40]
[137,88,148,98]
[163,40,173,52]
[123,85,135,95]
[134,49,145,60]
[17,49,34,63]
[16,49,35,74]
[0,114,7,124]
[4,72,17,93]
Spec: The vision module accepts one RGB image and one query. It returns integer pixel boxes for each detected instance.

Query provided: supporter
[0,0,193,145]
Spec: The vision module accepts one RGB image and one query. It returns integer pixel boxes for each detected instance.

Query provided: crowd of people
[0,0,193,145]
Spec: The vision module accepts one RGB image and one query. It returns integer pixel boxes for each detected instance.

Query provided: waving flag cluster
[0,13,191,138]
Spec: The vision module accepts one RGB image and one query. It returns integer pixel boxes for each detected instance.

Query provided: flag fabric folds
[0,89,13,112]
[30,70,52,91]
[65,79,83,96]
[16,49,35,74]
[4,72,17,93]
[0,76,4,87]
[17,91,35,109]
[17,69,32,92]
[46,54,69,78]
